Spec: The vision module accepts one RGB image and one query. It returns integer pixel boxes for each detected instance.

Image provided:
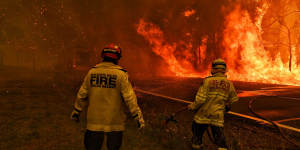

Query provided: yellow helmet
[212,59,226,70]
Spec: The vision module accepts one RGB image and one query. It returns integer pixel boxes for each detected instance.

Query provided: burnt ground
[0,67,299,150]
[133,77,300,128]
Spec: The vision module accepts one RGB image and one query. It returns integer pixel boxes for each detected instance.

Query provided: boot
[192,143,204,150]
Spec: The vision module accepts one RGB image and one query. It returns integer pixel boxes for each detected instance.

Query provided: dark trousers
[192,121,227,148]
[84,130,123,150]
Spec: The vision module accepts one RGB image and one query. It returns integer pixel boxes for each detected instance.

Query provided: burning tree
[137,0,300,85]
[1,0,300,85]
[262,0,300,72]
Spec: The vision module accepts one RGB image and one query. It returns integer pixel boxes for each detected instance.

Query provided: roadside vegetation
[0,68,299,150]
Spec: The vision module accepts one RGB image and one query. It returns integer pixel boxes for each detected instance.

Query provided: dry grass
[0,69,299,150]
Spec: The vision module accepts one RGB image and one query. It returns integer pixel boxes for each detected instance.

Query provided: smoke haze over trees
[0,0,299,78]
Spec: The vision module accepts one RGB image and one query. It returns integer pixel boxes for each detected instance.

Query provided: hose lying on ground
[135,88,299,147]
[248,98,300,148]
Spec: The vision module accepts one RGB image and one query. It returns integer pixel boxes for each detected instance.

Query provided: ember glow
[137,3,300,85]
[184,9,195,17]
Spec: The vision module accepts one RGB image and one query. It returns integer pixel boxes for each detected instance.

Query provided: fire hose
[248,98,300,148]
[164,106,216,144]
[135,88,300,147]
[164,98,300,147]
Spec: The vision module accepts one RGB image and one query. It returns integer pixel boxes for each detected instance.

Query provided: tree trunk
[0,49,3,67]
[288,29,292,72]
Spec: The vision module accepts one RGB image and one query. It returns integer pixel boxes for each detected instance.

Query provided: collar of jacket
[93,62,122,69]
[212,72,227,77]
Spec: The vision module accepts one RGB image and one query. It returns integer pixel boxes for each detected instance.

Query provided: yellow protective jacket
[189,73,238,127]
[74,62,143,132]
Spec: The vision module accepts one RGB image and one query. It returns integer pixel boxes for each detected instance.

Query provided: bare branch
[264,10,300,28]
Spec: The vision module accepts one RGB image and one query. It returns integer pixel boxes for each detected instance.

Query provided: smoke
[0,0,210,76]
[135,0,263,73]
[1,0,299,81]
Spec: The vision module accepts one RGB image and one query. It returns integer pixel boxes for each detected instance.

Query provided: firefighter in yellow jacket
[188,59,238,150]
[70,44,145,150]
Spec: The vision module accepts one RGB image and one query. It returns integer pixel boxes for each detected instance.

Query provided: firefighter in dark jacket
[71,44,145,150]
[188,59,238,150]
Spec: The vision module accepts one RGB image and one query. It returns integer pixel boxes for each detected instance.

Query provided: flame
[137,19,204,77]
[184,9,195,17]
[136,4,300,85]
[196,37,207,65]
[223,5,300,85]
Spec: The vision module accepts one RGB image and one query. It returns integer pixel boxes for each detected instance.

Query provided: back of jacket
[189,73,238,127]
[74,62,143,132]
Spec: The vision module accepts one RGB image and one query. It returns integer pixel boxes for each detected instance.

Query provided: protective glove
[134,115,145,129]
[70,109,80,122]
[187,104,194,111]
[225,105,231,112]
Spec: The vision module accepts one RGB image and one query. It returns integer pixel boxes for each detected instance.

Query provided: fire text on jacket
[90,74,117,88]
[208,79,230,92]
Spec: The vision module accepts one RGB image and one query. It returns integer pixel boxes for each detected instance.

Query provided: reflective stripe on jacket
[189,73,238,127]
[74,62,143,132]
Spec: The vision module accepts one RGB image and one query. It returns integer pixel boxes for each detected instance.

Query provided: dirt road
[134,77,300,129]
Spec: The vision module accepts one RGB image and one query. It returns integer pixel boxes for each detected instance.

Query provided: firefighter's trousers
[192,121,227,149]
[84,130,123,150]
